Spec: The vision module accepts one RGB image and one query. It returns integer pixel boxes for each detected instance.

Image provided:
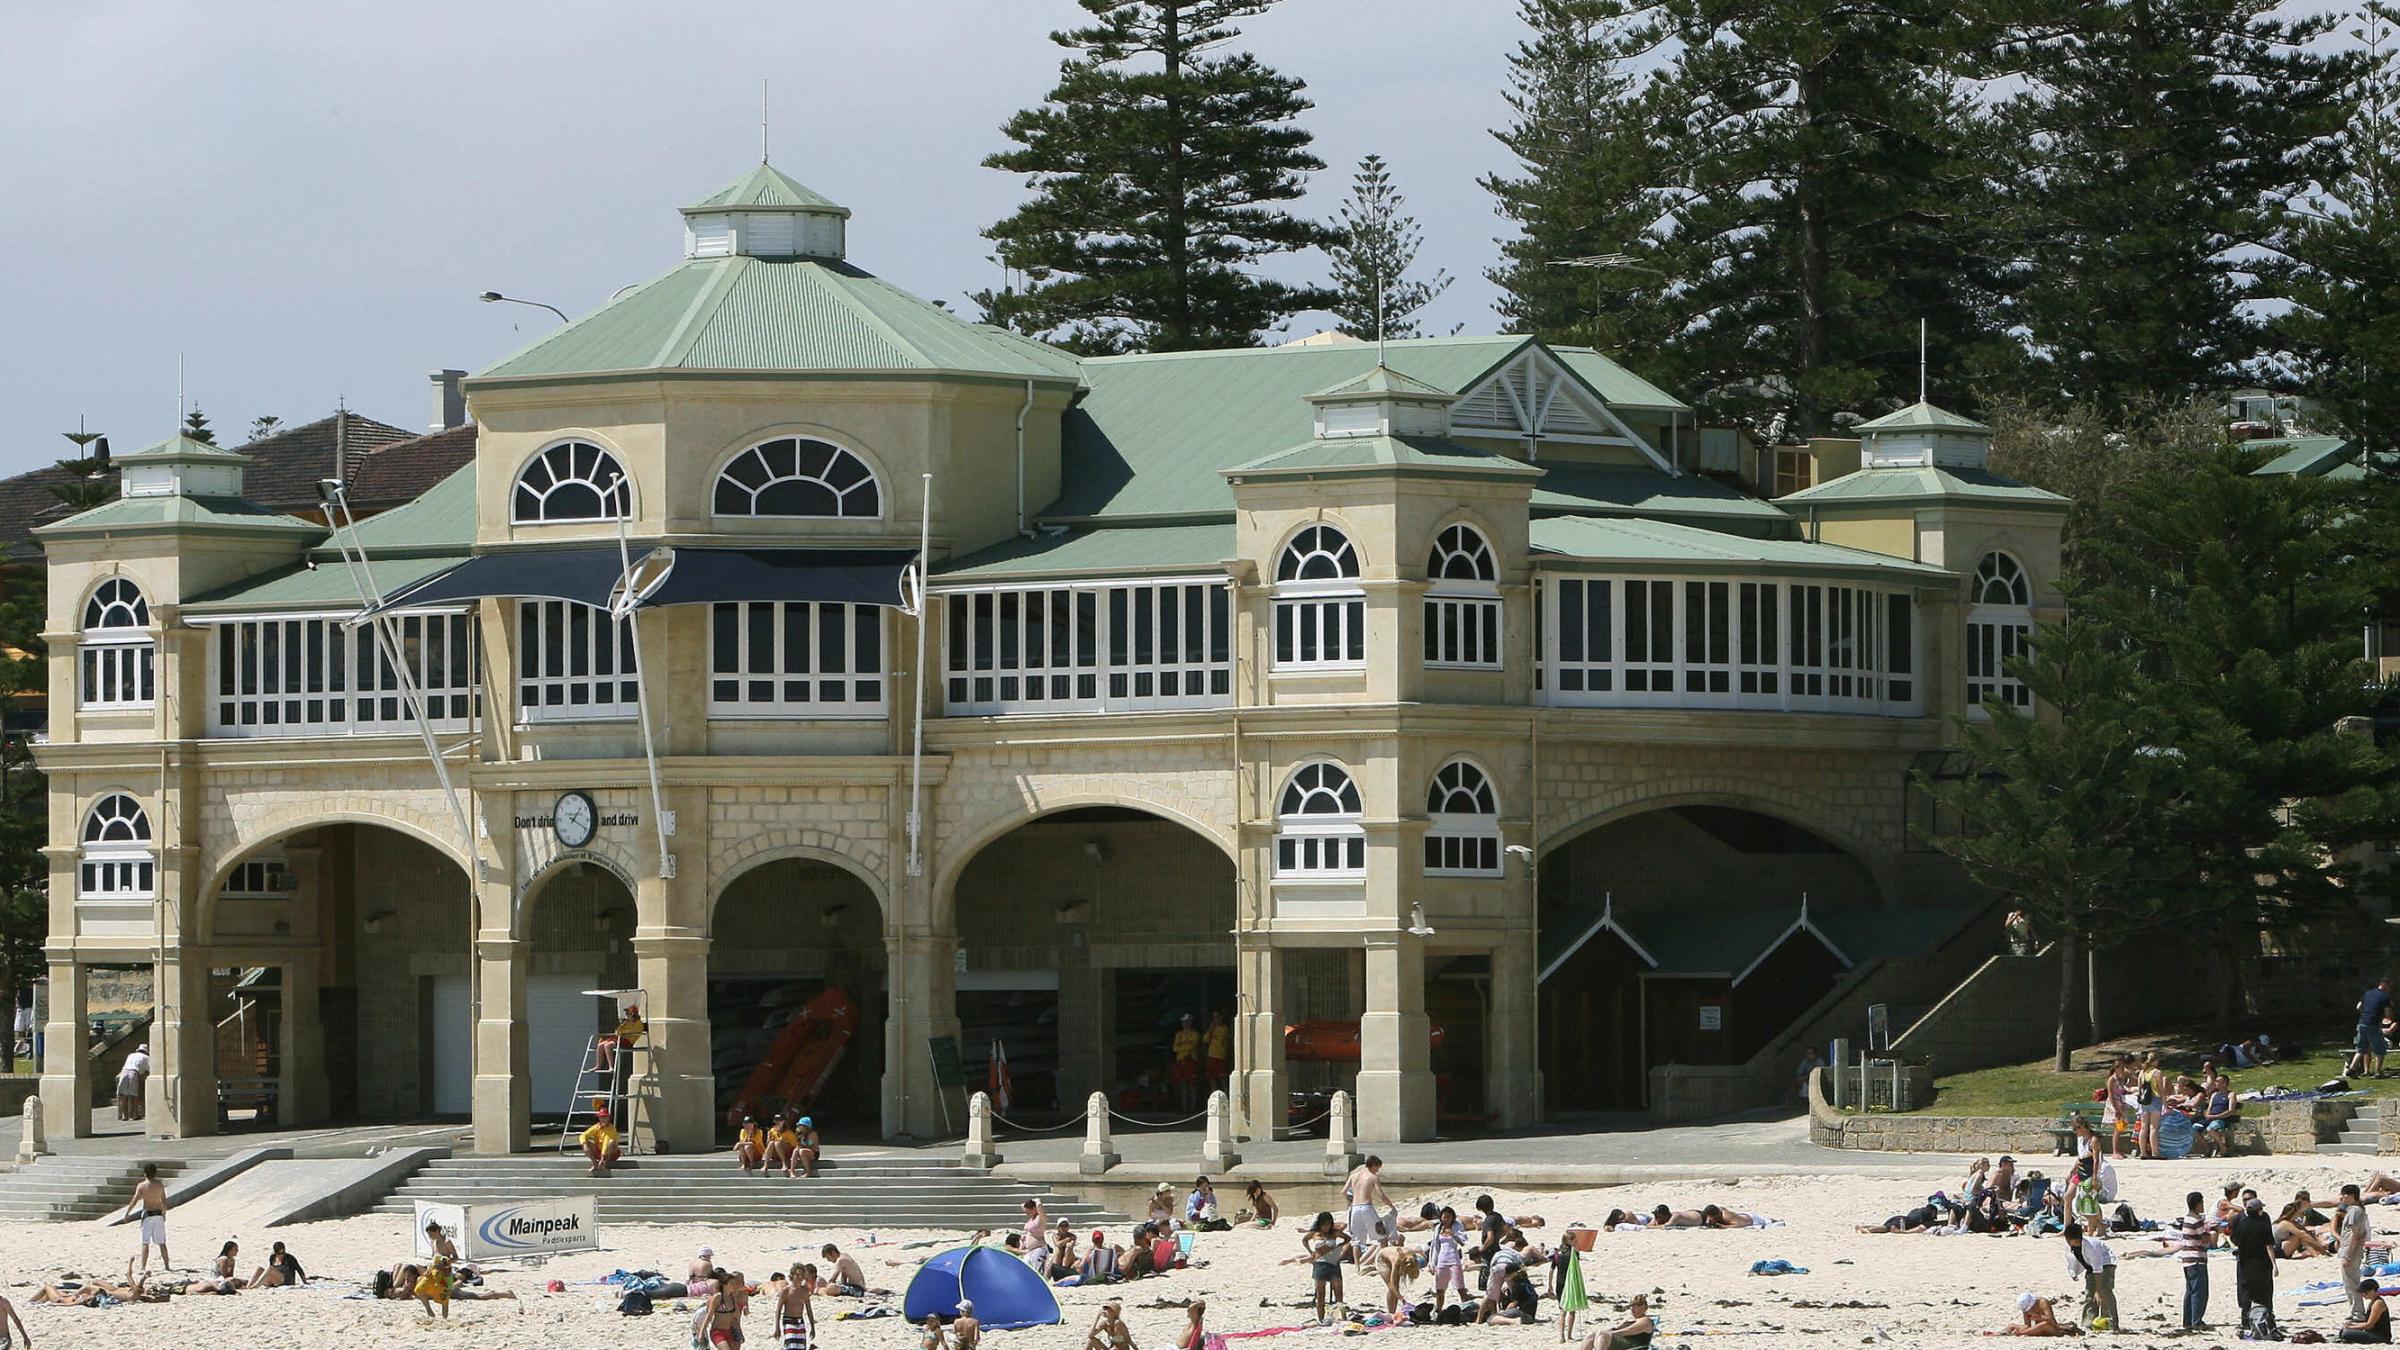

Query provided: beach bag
[619,1288,654,1316]
[2242,1305,2282,1341]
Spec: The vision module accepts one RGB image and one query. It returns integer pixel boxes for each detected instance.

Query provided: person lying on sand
[1699,1205,1772,1229]
[1648,1205,1705,1229]
[2002,1292,2080,1336]
[33,1260,169,1305]
[1857,1202,1945,1234]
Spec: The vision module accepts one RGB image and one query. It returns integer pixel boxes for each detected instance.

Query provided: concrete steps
[2319,1100,2384,1156]
[0,1156,192,1222]
[373,1154,1120,1228]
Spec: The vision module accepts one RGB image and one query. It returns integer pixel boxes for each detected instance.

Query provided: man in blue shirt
[2352,978,2395,1080]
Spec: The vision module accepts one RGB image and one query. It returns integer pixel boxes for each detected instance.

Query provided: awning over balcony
[365,545,918,617]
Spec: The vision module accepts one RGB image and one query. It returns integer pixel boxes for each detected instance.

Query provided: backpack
[2241,1305,2282,1341]
[617,1288,653,1316]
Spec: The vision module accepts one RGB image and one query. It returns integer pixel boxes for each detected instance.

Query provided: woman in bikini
[1086,1300,1137,1350]
[1178,1299,1208,1350]
[187,1240,246,1294]
[706,1267,749,1347]
[778,1261,814,1350]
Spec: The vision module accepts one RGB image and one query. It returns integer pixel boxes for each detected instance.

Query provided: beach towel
[1558,1250,1590,1314]
[1748,1260,1808,1276]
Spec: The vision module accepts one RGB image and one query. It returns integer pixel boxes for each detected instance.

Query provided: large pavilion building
[33,164,2065,1150]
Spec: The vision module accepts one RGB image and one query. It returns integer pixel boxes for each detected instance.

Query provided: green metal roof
[35,495,323,538]
[331,462,476,555]
[1050,336,1675,521]
[181,552,470,615]
[1548,345,1689,413]
[1777,464,2068,509]
[683,162,850,216]
[1854,400,1989,435]
[2247,435,2358,477]
[933,521,1237,582]
[1228,433,1544,478]
[1529,464,1792,536]
[474,256,1081,384]
[1530,514,1954,581]
[114,432,251,465]
[1540,896,1972,981]
[1307,364,1455,403]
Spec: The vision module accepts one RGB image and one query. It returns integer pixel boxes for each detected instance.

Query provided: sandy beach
[7,1155,2395,1350]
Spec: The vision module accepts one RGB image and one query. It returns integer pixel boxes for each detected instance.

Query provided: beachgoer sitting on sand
[2343,1279,2391,1344]
[1244,1180,1279,1227]
[1046,1233,1082,1283]
[186,1241,246,1294]
[2004,1292,2080,1336]
[1580,1293,1656,1349]
[252,1240,307,1288]
[1478,1233,1540,1325]
[2278,1198,2334,1257]
[820,1244,868,1296]
[690,1245,719,1285]
[1086,1299,1137,1350]
[1081,1230,1123,1283]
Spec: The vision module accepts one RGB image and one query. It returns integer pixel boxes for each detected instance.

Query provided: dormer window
[80,578,155,710]
[1273,524,1364,670]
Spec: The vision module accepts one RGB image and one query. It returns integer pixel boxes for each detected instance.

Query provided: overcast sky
[0,0,1518,475]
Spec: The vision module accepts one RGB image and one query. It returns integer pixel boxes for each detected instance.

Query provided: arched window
[78,793,155,900]
[1273,525,1364,668]
[1966,551,2033,713]
[80,577,155,709]
[512,441,631,523]
[1275,762,1365,878]
[1424,760,1501,875]
[1425,524,1501,667]
[714,437,882,518]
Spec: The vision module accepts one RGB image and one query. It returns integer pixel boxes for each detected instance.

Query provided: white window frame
[511,440,632,524]
[940,579,1233,715]
[79,578,155,711]
[709,601,887,717]
[1424,524,1502,669]
[1424,760,1501,877]
[1274,524,1366,672]
[78,793,155,901]
[203,612,478,738]
[1538,574,1922,716]
[712,437,883,519]
[1966,552,2034,718]
[1274,762,1366,881]
[516,601,639,722]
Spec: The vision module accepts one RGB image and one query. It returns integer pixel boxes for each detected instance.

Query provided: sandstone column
[1354,931,1432,1141]
[38,957,91,1140]
[470,934,528,1154]
[1486,935,1541,1129]
[1232,938,1286,1140]
[633,922,713,1152]
[146,951,216,1139]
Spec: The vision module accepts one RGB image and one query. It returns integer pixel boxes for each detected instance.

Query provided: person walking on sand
[778,1261,815,1350]
[704,1266,747,1347]
[2343,1185,2375,1321]
[415,1250,454,1319]
[2063,1223,2117,1332]
[1344,1155,1394,1249]
[123,1161,170,1273]
[0,1288,27,1348]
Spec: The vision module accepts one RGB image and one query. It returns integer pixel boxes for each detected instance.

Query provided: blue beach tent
[903,1245,1063,1331]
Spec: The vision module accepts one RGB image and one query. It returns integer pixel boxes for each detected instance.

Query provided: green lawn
[1874,1027,2394,1117]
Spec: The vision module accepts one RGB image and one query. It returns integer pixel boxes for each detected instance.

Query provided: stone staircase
[0,1156,192,1223]
[374,1153,1120,1228]
[2319,1100,2384,1156]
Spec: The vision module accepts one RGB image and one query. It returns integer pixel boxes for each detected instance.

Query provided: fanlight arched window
[1966,551,2033,714]
[1273,524,1364,668]
[714,437,882,518]
[512,441,631,523]
[1275,761,1365,878]
[79,577,155,709]
[79,793,155,900]
[1424,759,1501,875]
[1425,523,1501,668]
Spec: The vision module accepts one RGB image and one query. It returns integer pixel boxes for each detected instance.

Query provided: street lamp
[478,291,570,324]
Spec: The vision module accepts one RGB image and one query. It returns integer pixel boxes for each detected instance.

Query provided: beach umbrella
[903,1245,1062,1331]
[1559,1248,1590,1316]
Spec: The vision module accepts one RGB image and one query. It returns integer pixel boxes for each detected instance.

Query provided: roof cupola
[1304,363,1457,439]
[114,432,250,499]
[1854,401,1992,471]
[681,162,850,261]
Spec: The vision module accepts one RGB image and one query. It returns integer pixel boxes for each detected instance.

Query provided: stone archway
[707,852,886,1140]
[1537,801,1881,1113]
[516,860,638,1122]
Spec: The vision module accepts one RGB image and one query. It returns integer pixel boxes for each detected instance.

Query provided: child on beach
[1304,1212,1352,1323]
[1428,1206,1467,1314]
[778,1261,814,1350]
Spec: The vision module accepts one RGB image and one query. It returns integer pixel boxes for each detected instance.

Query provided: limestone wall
[1806,1069,2360,1155]
[1889,952,2059,1075]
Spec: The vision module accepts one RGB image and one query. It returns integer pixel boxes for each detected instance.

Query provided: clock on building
[554,791,597,849]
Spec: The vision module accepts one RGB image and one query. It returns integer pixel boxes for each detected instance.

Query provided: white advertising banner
[413,1197,598,1260]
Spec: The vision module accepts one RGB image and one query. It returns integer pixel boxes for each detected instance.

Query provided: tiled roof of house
[346,424,478,509]
[234,412,414,507]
